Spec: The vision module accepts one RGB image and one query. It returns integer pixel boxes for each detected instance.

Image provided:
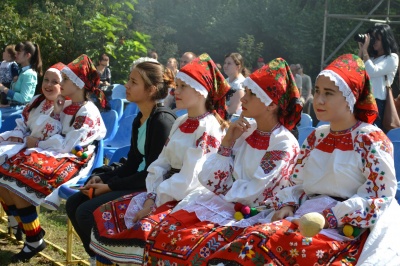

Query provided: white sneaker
[89,257,96,266]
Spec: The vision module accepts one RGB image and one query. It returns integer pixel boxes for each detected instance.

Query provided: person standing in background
[358,24,399,130]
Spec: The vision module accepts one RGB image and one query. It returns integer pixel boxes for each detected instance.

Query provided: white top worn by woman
[276,122,400,264]
[226,74,245,115]
[124,112,224,228]
[0,95,61,164]
[182,120,300,227]
[364,53,398,100]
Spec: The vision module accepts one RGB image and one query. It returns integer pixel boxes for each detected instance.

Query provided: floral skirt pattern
[206,219,368,266]
[144,209,246,266]
[90,194,177,264]
[0,150,89,206]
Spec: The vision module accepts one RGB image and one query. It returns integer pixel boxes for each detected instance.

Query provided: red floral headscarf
[318,54,378,124]
[176,53,230,119]
[243,57,303,130]
[62,54,106,108]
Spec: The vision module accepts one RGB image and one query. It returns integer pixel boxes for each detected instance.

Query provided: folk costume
[89,54,230,265]
[206,54,400,266]
[143,58,303,265]
[0,63,65,165]
[0,55,106,209]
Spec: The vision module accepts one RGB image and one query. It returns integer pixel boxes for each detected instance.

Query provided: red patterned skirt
[90,194,178,264]
[144,209,246,265]
[0,150,90,206]
[206,219,368,266]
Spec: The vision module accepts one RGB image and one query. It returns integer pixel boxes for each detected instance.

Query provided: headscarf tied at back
[318,54,378,124]
[243,57,303,130]
[176,53,230,119]
[61,54,107,108]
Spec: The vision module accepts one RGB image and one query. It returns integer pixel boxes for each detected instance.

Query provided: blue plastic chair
[298,113,313,128]
[104,114,136,161]
[386,128,400,142]
[298,126,316,146]
[101,110,119,142]
[108,145,131,165]
[109,98,124,120]
[119,102,139,124]
[111,84,127,100]
[175,109,187,117]
[0,113,22,133]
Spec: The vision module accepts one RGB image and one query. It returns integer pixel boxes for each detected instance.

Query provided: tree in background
[0,0,150,86]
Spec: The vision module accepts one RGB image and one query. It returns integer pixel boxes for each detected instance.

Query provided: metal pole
[321,0,328,70]
[323,0,385,66]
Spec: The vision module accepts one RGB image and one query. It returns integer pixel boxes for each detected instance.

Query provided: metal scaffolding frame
[321,0,400,70]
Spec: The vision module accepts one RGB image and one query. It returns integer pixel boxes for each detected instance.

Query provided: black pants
[65,190,134,257]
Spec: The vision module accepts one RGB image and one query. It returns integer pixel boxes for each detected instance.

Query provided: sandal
[10,241,46,263]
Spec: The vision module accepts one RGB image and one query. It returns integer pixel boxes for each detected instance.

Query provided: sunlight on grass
[0,201,89,265]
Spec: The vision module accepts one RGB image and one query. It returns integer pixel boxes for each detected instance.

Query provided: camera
[354,33,375,45]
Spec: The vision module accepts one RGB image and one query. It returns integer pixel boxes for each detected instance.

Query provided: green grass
[0,202,89,265]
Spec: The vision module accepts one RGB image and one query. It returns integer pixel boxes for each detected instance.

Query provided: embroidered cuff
[322,208,338,229]
[146,192,157,201]
[218,145,232,157]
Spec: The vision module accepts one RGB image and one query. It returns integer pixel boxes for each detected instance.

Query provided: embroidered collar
[179,112,211,133]
[63,101,86,116]
[245,123,281,150]
[41,99,53,113]
[330,120,362,135]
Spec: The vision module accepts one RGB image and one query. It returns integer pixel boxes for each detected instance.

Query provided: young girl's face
[240,87,268,118]
[2,50,12,62]
[60,73,81,98]
[313,75,350,123]
[15,50,30,65]
[223,56,239,77]
[125,68,151,103]
[42,71,62,101]
[175,79,203,109]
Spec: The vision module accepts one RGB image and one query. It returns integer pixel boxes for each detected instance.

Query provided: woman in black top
[66,59,176,260]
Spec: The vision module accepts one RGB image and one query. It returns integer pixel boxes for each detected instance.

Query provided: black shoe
[10,241,46,263]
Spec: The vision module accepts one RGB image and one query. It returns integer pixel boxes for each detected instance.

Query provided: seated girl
[65,58,177,263]
[89,53,230,265]
[0,62,64,241]
[205,54,399,265]
[143,57,303,265]
[0,54,106,263]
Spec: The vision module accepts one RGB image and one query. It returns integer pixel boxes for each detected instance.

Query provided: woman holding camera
[358,24,399,130]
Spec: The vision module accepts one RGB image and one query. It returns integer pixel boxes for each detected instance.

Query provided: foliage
[1,0,399,87]
[0,0,151,85]
[237,34,264,70]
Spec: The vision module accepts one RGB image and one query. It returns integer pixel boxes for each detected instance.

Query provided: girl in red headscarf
[89,53,230,265]
[0,55,106,263]
[142,57,303,266]
[205,54,399,265]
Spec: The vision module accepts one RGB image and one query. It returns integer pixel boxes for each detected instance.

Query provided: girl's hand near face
[53,95,66,115]
[222,113,250,147]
